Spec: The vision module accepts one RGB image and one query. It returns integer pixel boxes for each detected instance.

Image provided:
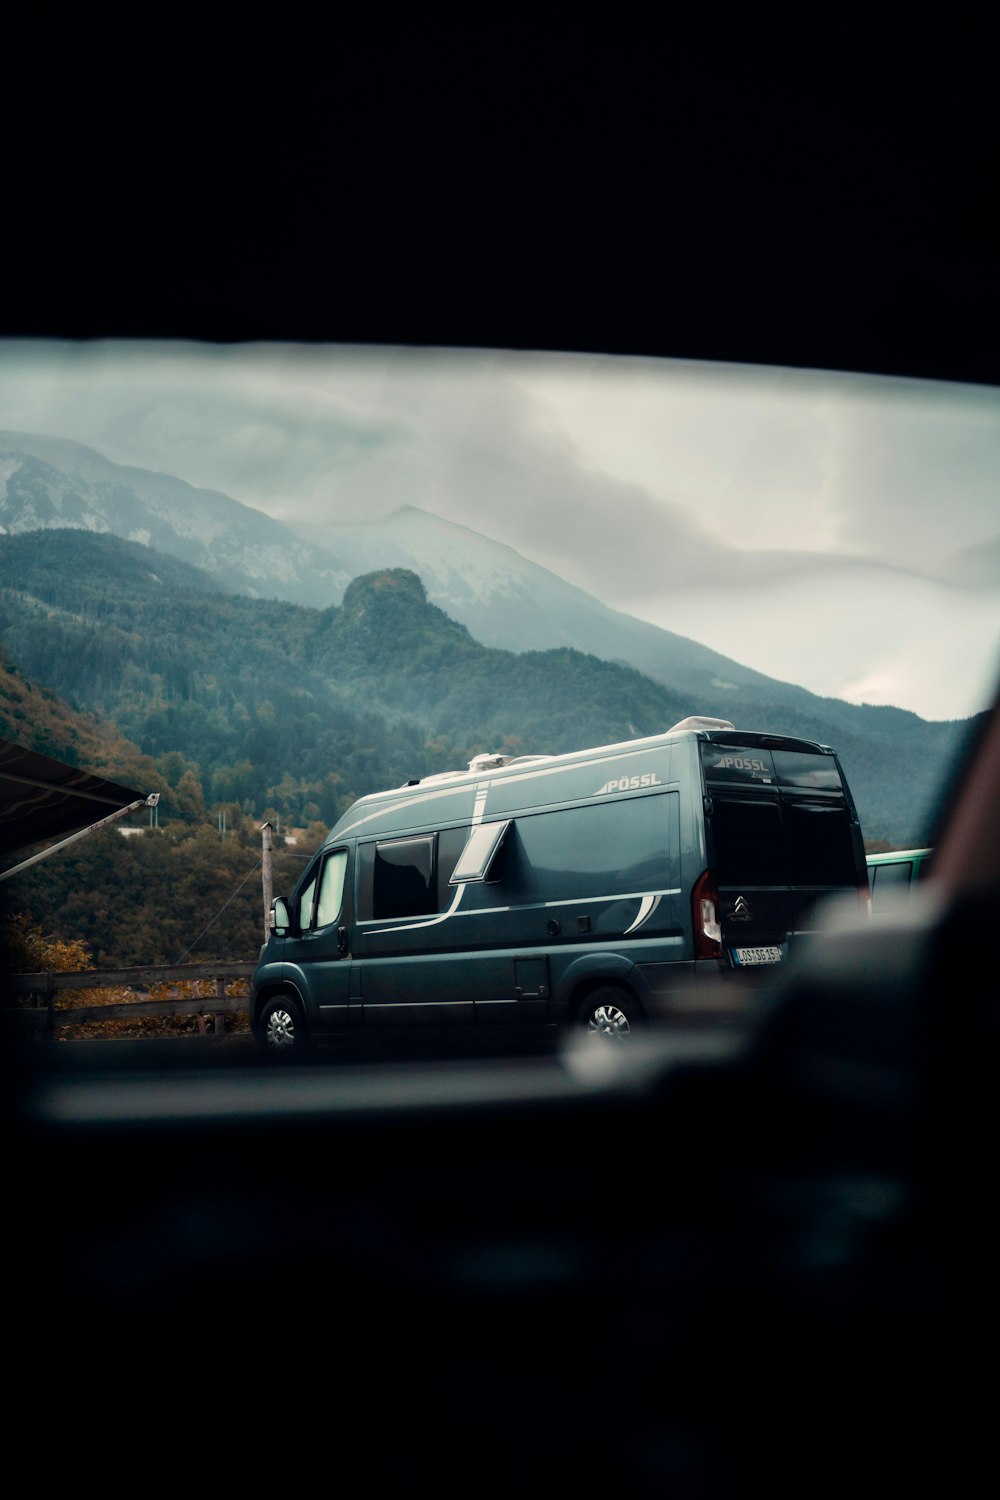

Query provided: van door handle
[337,926,349,955]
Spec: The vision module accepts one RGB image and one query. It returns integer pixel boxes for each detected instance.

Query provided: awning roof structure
[0,738,148,860]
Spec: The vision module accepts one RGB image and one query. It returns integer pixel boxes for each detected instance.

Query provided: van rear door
[701,738,866,969]
[708,792,791,964]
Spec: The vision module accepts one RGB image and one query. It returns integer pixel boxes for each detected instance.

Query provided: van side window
[449,820,510,884]
[298,874,317,931]
[370,834,437,919]
[315,849,348,928]
[295,849,349,931]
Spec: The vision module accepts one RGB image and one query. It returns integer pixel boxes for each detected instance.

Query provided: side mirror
[270,896,292,936]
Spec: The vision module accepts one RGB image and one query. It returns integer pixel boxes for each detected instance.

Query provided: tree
[1,911,91,974]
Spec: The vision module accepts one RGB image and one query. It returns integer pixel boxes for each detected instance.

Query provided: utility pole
[261,821,274,941]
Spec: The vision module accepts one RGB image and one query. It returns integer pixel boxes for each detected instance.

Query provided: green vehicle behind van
[866,847,933,913]
[250,716,869,1054]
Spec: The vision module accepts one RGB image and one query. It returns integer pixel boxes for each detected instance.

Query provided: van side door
[282,845,353,1032]
[355,832,475,1026]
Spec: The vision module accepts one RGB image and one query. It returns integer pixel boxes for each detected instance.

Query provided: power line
[174,858,262,963]
[172,842,316,964]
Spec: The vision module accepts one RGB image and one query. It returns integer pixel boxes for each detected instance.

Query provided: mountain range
[1,427,827,688]
[0,513,978,849]
[3,427,989,733]
[0,427,988,846]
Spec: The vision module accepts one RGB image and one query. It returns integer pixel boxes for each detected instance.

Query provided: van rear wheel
[259,994,308,1057]
[578,988,644,1041]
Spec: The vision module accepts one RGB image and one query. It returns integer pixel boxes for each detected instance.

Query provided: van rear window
[784,802,857,884]
[711,797,857,887]
[711,799,785,884]
[701,746,774,785]
[771,751,843,791]
[701,744,843,791]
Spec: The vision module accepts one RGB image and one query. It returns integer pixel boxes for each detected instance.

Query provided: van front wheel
[259,994,308,1058]
[578,988,644,1041]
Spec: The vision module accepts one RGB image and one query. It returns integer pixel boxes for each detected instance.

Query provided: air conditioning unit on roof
[468,753,512,772]
[668,716,736,733]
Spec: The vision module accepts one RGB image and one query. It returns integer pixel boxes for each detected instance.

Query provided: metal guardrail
[3,961,255,1038]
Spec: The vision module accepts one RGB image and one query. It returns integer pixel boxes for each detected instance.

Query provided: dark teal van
[249,716,869,1053]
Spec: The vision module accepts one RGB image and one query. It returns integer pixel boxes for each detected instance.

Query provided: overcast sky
[1,339,997,720]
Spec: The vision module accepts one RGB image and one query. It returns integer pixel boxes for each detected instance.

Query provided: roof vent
[468,752,512,773]
[668,716,736,733]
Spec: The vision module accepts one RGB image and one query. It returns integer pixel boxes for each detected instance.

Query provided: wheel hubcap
[587,1003,630,1039]
[265,1007,296,1049]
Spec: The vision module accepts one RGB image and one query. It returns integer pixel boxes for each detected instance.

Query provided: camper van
[249,717,869,1053]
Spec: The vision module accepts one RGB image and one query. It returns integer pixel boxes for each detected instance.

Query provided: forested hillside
[0,645,316,967]
[0,529,695,821]
[0,639,163,796]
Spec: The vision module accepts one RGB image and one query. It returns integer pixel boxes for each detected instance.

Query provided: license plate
[731,946,783,966]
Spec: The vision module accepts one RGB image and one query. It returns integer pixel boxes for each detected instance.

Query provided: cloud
[627,563,1000,721]
[1,338,997,719]
[508,356,1000,575]
[0,340,724,597]
[831,378,1000,571]
[3,342,996,589]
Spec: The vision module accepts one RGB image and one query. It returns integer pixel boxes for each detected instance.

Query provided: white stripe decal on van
[538,889,679,912]
[359,888,680,935]
[335,781,485,839]
[623,894,662,935]
[363,883,466,935]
